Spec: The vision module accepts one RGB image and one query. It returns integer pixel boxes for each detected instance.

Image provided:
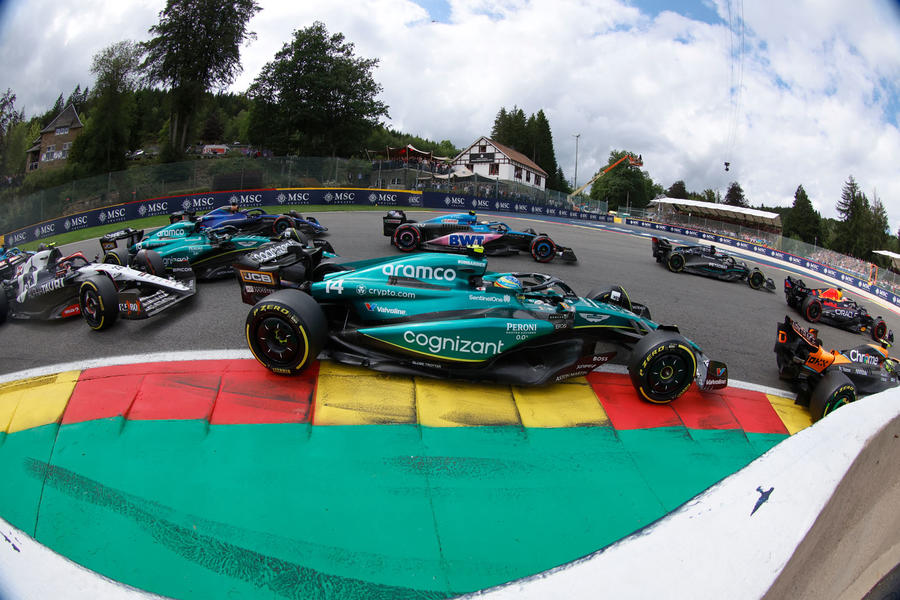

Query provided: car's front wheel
[530,236,556,262]
[873,319,888,342]
[748,269,765,290]
[628,330,697,404]
[802,296,822,322]
[666,252,685,273]
[79,276,119,331]
[245,290,327,375]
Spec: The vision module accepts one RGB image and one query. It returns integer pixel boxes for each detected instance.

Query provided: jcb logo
[240,270,275,284]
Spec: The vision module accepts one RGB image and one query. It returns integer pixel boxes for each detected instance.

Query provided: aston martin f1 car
[383,210,577,263]
[774,315,899,421]
[237,250,727,403]
[652,237,775,291]
[0,245,195,330]
[99,223,282,280]
[0,246,31,280]
[784,276,892,342]
[168,205,327,236]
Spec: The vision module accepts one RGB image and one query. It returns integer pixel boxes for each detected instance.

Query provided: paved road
[3,210,898,393]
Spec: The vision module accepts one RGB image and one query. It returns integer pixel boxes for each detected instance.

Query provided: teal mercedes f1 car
[235,250,728,403]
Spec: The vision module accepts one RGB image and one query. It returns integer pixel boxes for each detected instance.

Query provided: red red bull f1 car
[784,276,892,342]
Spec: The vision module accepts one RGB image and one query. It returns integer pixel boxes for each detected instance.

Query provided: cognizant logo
[382,263,457,281]
[402,331,504,355]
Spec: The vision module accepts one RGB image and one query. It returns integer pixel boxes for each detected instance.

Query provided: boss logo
[240,270,275,284]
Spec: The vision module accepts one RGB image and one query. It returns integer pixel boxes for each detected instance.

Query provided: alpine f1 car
[784,276,892,342]
[0,244,195,331]
[383,210,577,263]
[774,315,898,421]
[652,237,775,291]
[99,222,285,280]
[236,250,728,403]
[167,205,327,236]
[0,246,31,280]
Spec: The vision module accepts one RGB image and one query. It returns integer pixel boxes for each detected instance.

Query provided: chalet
[452,137,548,191]
[25,104,84,171]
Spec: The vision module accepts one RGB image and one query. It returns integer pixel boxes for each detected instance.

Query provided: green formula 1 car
[236,250,728,403]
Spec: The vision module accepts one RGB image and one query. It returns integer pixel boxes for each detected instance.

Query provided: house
[25,104,84,171]
[452,137,548,191]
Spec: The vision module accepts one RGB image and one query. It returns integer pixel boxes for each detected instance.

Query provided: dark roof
[40,104,83,134]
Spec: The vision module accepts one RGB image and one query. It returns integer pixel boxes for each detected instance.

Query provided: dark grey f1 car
[0,244,195,330]
[652,237,775,291]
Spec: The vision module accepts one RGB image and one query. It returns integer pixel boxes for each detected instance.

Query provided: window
[63,142,71,150]
[489,164,499,176]
[478,145,487,153]
[526,172,531,183]
[535,176,541,186]
[47,145,55,152]
[55,127,69,135]
[514,166,523,179]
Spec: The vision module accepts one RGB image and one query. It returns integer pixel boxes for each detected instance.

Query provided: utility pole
[572,134,580,191]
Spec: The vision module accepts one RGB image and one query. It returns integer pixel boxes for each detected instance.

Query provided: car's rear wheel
[666,252,685,273]
[873,319,888,342]
[393,224,421,252]
[748,269,765,290]
[809,370,856,422]
[79,276,119,331]
[134,249,165,276]
[530,236,556,262]
[802,296,822,322]
[273,216,293,235]
[586,285,652,319]
[103,248,130,266]
[245,290,327,374]
[628,330,697,404]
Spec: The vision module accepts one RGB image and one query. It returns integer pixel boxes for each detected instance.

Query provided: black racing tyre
[79,275,119,331]
[134,249,165,276]
[393,224,421,252]
[530,236,556,263]
[873,320,888,342]
[666,252,685,273]
[809,370,856,422]
[245,289,327,375]
[628,330,697,404]
[801,296,823,322]
[0,291,7,324]
[103,247,130,266]
[281,228,309,246]
[748,269,765,290]
[272,215,293,235]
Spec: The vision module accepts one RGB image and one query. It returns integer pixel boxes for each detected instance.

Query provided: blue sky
[1,0,899,229]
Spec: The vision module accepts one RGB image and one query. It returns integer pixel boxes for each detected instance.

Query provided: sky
[1,0,900,230]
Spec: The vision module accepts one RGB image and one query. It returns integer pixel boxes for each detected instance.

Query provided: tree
[142,0,261,159]
[70,41,143,174]
[588,150,649,211]
[666,180,688,199]
[724,181,748,207]
[248,21,388,157]
[781,185,822,245]
[699,188,719,203]
[0,89,23,149]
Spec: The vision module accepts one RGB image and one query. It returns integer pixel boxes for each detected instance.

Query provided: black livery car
[652,237,775,291]
[784,276,892,342]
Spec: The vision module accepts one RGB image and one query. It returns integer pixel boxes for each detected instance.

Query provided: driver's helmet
[493,274,522,291]
[707,245,716,255]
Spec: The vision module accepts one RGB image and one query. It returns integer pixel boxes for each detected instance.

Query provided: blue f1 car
[169,205,327,237]
[382,210,577,263]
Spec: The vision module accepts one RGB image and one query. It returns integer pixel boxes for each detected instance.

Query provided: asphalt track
[2,209,898,393]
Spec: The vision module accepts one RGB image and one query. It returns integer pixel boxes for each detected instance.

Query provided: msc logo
[324,192,356,204]
[138,201,168,217]
[33,223,56,237]
[369,192,398,205]
[240,270,275,285]
[65,216,89,231]
[8,231,27,244]
[448,234,485,246]
[444,196,466,207]
[495,201,510,210]
[408,196,423,207]
[182,197,215,211]
[277,192,311,204]
[231,193,263,205]
[471,199,491,209]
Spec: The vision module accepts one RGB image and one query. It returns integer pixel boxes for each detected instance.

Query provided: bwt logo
[182,197,215,210]
[448,233,485,246]
[471,199,491,209]
[444,196,466,207]
[138,201,168,217]
[369,193,398,205]
[64,216,88,231]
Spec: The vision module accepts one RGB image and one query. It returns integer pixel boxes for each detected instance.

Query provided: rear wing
[383,210,414,236]
[99,228,144,253]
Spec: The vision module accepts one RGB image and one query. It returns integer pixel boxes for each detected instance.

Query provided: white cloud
[1,0,899,230]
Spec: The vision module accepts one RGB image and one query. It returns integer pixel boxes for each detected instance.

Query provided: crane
[567,154,643,205]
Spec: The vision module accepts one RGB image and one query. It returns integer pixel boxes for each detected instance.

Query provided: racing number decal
[778,330,787,343]
[325,280,344,295]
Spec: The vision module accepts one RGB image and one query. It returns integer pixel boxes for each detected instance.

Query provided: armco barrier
[2,188,610,247]
[626,217,900,311]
